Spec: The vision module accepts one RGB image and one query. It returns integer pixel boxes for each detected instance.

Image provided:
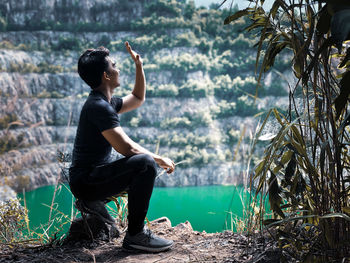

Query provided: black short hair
[78,47,110,89]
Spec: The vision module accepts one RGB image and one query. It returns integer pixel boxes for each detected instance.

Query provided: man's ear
[103,71,110,81]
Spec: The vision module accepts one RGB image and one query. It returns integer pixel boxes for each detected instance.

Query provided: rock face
[0,0,146,27]
[0,0,273,194]
[0,47,250,192]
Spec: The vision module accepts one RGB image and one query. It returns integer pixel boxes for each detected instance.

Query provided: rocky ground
[0,217,282,263]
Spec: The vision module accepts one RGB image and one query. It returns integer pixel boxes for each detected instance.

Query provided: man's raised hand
[125,41,142,67]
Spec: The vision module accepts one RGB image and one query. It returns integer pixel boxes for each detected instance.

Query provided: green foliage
[213,75,257,99]
[53,37,82,51]
[159,110,211,130]
[236,95,258,116]
[131,15,187,31]
[0,199,28,244]
[8,62,66,74]
[225,0,350,259]
[147,84,179,97]
[158,53,210,72]
[212,100,236,118]
[184,0,195,19]
[37,89,65,99]
[158,132,219,148]
[0,133,25,154]
[144,0,182,17]
[179,79,213,97]
[0,41,31,51]
[160,117,192,129]
[0,113,19,129]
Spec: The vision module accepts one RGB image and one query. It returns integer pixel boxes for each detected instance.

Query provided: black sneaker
[122,226,174,253]
[75,199,115,225]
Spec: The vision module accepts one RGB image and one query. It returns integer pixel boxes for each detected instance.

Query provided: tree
[224,0,350,261]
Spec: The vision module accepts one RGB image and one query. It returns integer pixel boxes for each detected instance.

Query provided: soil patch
[0,217,282,263]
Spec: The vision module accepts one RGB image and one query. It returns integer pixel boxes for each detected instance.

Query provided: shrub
[0,41,15,49]
[211,100,237,118]
[226,128,241,145]
[148,84,179,97]
[97,35,111,48]
[158,53,210,72]
[0,198,28,244]
[53,37,82,51]
[214,75,258,99]
[235,95,259,116]
[160,117,191,129]
[145,0,182,17]
[0,113,19,129]
[0,133,26,154]
[179,79,213,97]
[158,132,218,147]
[8,62,66,74]
[184,0,195,19]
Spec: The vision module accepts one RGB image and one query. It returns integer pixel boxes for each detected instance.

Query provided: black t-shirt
[71,90,123,167]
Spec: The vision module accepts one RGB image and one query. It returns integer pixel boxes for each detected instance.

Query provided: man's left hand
[125,41,143,67]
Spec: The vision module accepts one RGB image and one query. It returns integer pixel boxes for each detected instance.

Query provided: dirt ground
[0,217,282,263]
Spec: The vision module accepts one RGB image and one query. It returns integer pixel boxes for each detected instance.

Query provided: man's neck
[94,86,113,103]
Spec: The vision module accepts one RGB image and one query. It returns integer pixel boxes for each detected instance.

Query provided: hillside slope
[0,0,291,192]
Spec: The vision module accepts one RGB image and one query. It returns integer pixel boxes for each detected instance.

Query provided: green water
[18,184,251,235]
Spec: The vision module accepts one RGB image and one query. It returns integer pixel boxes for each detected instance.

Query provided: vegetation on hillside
[0,0,292,169]
[224,0,350,261]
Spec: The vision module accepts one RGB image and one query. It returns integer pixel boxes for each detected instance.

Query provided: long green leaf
[334,70,350,119]
[224,8,254,25]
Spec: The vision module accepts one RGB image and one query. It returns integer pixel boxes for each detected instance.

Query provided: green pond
[18,184,254,236]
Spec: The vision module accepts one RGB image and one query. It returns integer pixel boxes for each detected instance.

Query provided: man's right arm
[102,127,175,173]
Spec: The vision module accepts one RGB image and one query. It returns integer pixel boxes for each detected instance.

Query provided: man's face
[105,56,120,88]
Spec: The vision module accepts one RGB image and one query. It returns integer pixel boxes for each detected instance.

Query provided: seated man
[69,42,175,252]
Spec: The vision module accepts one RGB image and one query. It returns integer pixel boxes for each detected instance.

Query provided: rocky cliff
[0,0,289,193]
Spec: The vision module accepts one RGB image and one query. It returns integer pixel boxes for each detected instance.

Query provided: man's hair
[78,47,110,89]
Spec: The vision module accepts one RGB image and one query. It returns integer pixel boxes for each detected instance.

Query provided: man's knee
[136,153,157,175]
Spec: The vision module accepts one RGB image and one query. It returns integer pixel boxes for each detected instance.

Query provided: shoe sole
[122,242,173,253]
[75,200,115,225]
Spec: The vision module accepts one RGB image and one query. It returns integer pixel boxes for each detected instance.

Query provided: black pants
[69,153,157,235]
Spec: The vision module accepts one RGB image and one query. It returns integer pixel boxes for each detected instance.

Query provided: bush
[145,0,182,17]
[160,117,191,129]
[97,35,111,48]
[8,62,66,74]
[0,133,26,154]
[0,40,15,49]
[213,75,257,99]
[184,1,195,19]
[131,15,187,31]
[0,199,28,244]
[0,113,19,129]
[158,53,210,72]
[235,95,259,116]
[179,79,213,97]
[158,132,218,147]
[148,84,179,97]
[53,37,82,51]
[184,111,212,126]
[211,100,237,118]
[167,145,225,167]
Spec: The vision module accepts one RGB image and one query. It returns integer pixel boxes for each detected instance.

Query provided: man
[69,42,175,252]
